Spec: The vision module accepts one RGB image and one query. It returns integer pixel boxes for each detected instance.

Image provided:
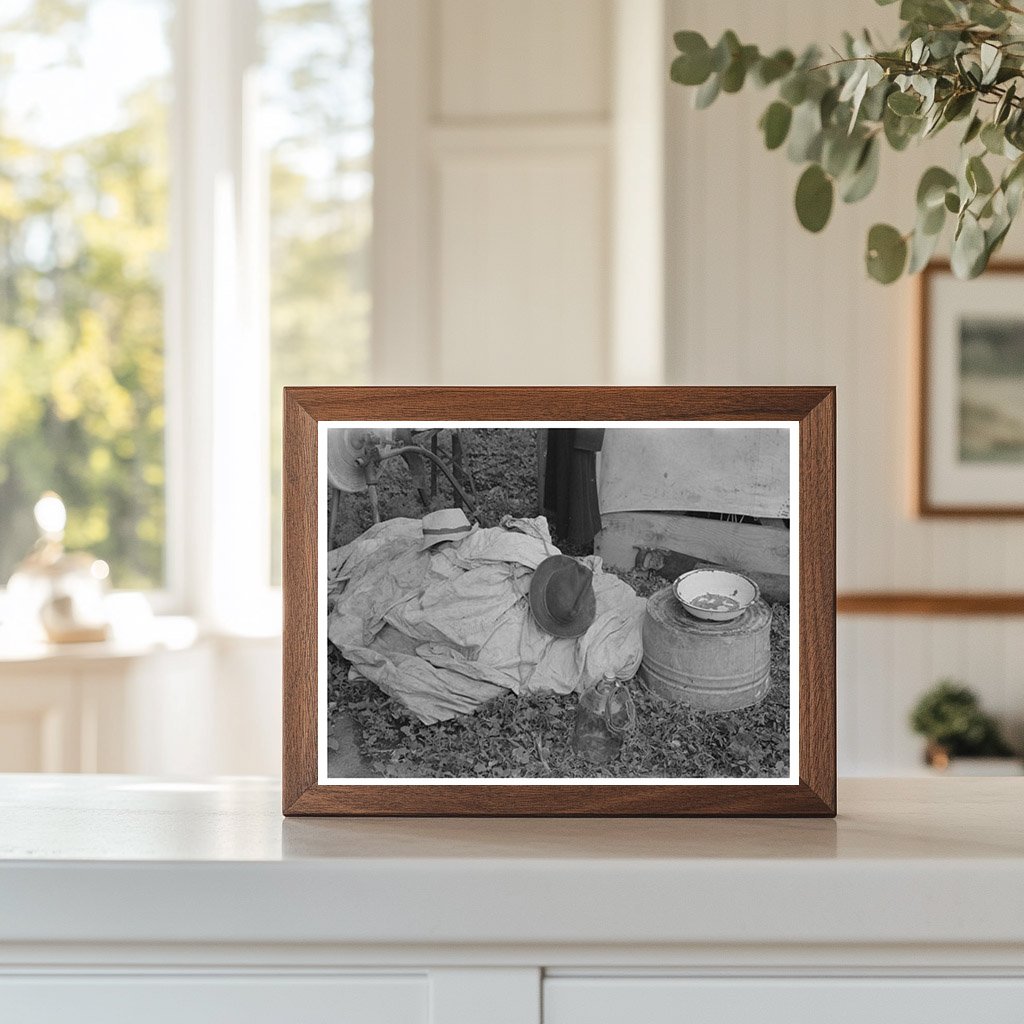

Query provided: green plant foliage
[909,680,1015,757]
[760,101,793,149]
[795,164,835,230]
[670,0,1024,283]
[866,223,909,281]
[671,31,712,85]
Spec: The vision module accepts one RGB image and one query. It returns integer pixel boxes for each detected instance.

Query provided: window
[0,0,172,589]
[0,0,374,617]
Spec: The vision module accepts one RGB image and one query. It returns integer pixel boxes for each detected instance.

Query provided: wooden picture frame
[917,260,1024,517]
[283,387,836,816]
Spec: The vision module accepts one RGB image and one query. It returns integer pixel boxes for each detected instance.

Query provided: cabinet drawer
[0,973,427,1024]
[544,977,1024,1024]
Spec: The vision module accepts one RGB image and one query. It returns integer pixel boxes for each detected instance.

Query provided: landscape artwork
[958,317,1024,464]
[318,423,798,786]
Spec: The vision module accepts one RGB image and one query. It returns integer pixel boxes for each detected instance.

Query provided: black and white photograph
[320,423,797,784]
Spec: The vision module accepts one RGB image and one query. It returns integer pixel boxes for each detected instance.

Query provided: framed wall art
[282,387,836,816]
[917,261,1024,517]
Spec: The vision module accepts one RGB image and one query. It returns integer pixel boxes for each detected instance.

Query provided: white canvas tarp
[598,427,790,518]
[327,515,646,724]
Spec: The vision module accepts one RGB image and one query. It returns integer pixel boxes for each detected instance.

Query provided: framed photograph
[283,387,835,816]
[918,261,1024,517]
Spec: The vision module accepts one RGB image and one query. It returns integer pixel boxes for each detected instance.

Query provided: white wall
[373,0,665,386]
[665,0,1024,772]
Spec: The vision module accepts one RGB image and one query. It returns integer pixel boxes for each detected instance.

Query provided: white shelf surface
[0,776,1022,953]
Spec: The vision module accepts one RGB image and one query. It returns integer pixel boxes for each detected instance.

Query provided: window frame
[166,0,279,632]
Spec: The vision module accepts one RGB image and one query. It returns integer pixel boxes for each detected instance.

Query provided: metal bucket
[640,584,772,712]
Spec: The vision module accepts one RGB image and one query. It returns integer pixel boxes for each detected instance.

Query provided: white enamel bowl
[672,569,759,622]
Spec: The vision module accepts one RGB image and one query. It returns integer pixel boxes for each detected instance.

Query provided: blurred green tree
[0,0,170,588]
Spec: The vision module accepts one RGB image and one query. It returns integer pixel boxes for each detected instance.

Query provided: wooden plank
[595,511,790,577]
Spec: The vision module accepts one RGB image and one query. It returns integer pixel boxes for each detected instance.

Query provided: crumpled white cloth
[327,515,646,724]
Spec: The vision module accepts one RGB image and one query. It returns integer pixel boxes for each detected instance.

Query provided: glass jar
[572,676,636,765]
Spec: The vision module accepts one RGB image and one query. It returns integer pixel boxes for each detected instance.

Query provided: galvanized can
[639,584,772,712]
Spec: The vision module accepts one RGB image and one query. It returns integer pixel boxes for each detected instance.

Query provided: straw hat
[420,508,472,550]
[528,555,597,638]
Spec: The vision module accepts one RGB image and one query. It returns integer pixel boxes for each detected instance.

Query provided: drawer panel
[0,974,427,1024]
[544,977,1024,1024]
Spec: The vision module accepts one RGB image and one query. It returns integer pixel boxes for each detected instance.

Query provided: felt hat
[529,555,597,638]
[420,508,472,550]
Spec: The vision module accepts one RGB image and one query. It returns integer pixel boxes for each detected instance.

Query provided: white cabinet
[0,974,428,1024]
[1,777,1022,1024]
[544,977,1024,1024]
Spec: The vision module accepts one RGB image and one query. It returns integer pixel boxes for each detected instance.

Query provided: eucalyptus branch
[670,0,1024,283]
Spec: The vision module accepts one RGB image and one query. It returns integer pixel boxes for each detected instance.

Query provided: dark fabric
[542,428,605,549]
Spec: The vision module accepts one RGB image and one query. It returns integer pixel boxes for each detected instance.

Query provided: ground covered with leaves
[326,427,790,780]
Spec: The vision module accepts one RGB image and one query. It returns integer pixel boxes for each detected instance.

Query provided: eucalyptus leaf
[927,30,963,60]
[921,103,942,138]
[1003,158,1024,216]
[942,91,974,122]
[754,49,795,87]
[694,73,721,109]
[671,49,712,87]
[996,82,1017,124]
[795,164,834,232]
[958,159,978,206]
[981,121,1006,155]
[866,223,908,283]
[917,166,957,210]
[1006,172,1024,218]
[710,31,740,73]
[908,221,943,273]
[779,73,808,106]
[903,0,958,28]
[760,101,793,150]
[921,200,946,235]
[822,128,864,178]
[674,29,707,53]
[967,154,995,195]
[861,80,892,122]
[840,60,884,131]
[952,212,987,278]
[884,106,922,150]
[962,115,983,145]
[980,42,1003,86]
[721,44,759,93]
[888,90,921,115]
[970,2,1009,29]
[787,101,824,162]
[842,137,881,203]
[914,75,937,111]
[820,85,841,126]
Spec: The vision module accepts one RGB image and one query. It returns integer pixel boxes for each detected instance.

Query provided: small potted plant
[910,680,1021,774]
